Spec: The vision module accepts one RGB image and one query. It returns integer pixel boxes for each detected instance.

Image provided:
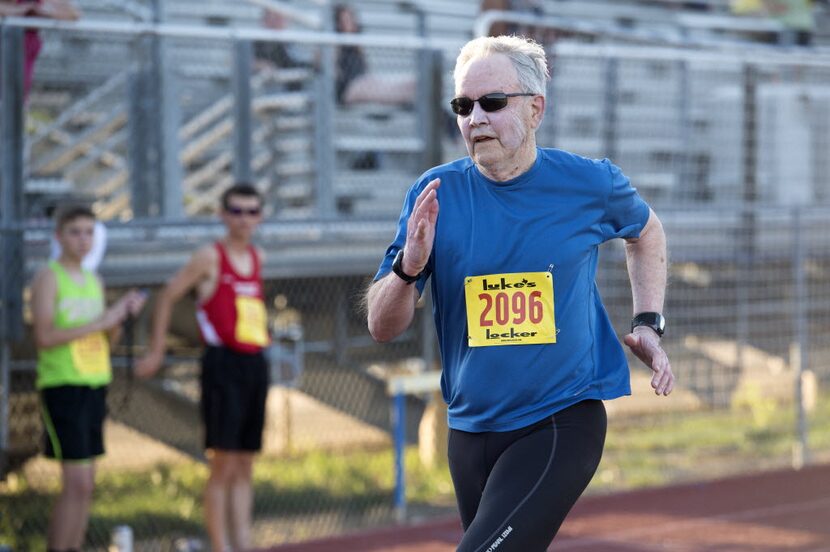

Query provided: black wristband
[631,312,665,337]
[392,249,421,284]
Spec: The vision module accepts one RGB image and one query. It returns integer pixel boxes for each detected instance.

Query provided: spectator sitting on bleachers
[479,0,548,43]
[254,8,305,71]
[333,3,415,106]
[731,0,816,45]
[0,0,81,100]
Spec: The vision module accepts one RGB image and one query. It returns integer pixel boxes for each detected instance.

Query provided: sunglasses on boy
[450,92,536,117]
[224,205,262,216]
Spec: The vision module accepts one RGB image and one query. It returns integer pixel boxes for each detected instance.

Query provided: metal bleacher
[22,0,830,268]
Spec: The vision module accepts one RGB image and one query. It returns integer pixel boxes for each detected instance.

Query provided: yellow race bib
[235,296,269,347]
[465,272,556,347]
[70,332,111,375]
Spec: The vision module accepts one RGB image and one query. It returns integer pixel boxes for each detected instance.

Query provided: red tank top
[196,242,269,354]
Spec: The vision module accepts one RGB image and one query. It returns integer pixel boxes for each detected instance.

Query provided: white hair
[453,36,549,98]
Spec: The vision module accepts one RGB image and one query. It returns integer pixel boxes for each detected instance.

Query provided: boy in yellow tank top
[30,205,146,552]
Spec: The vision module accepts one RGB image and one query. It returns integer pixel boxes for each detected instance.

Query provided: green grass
[3,396,830,549]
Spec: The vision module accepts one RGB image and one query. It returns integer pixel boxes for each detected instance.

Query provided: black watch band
[392,249,421,284]
[631,312,665,337]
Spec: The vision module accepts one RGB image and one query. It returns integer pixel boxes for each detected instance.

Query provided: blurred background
[2,0,830,549]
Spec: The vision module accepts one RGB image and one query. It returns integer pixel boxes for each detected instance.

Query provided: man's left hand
[623,327,674,396]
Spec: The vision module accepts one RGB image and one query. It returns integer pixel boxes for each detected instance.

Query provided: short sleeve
[599,159,650,241]
[373,178,432,294]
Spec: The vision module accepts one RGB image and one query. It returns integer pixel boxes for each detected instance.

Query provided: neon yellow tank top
[36,260,112,388]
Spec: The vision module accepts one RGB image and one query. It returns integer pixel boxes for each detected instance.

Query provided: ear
[529,95,545,129]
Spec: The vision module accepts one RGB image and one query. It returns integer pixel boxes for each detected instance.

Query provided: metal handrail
[473,10,830,59]
[1,16,465,51]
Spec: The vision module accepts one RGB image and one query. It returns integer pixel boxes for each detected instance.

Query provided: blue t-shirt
[374,148,650,432]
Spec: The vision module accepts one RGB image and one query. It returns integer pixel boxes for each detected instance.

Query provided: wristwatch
[392,249,421,285]
[631,312,665,337]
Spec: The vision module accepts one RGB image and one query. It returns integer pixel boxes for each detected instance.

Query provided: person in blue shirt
[367,35,674,551]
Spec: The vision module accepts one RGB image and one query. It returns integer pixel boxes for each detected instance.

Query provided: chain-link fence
[2,7,830,551]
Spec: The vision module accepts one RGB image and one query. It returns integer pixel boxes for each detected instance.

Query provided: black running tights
[448,400,607,552]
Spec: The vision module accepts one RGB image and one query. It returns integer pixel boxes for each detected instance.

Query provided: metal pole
[791,206,809,468]
[392,391,407,522]
[0,344,9,477]
[736,63,758,382]
[233,39,254,184]
[127,68,152,216]
[1,25,25,342]
[677,59,692,200]
[151,2,183,218]
[313,4,336,219]
[334,289,348,365]
[420,288,435,372]
[0,25,26,478]
[602,57,619,161]
[422,49,444,172]
[158,42,183,218]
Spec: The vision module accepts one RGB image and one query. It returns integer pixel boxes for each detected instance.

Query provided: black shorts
[201,346,269,452]
[448,399,607,552]
[40,385,107,461]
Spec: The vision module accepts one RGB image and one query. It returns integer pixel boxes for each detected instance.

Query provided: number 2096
[478,291,544,327]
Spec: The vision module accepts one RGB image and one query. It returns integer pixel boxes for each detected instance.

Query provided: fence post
[128,67,153,216]
[421,288,436,372]
[602,57,619,161]
[146,0,183,218]
[791,206,810,468]
[0,24,27,479]
[0,24,26,343]
[736,63,758,380]
[421,49,444,172]
[392,391,407,522]
[313,4,336,219]
[0,343,9,478]
[677,59,693,199]
[129,27,182,216]
[233,39,253,185]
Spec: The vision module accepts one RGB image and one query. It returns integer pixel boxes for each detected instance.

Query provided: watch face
[633,313,665,335]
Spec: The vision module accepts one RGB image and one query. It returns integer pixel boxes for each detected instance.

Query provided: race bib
[70,332,111,375]
[464,272,556,347]
[235,296,269,347]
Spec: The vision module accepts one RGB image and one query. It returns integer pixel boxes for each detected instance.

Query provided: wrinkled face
[221,194,263,240]
[56,216,94,261]
[454,54,544,180]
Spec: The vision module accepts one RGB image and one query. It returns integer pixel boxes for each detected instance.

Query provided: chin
[473,151,499,168]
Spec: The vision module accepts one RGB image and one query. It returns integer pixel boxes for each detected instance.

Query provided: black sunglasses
[450,92,536,116]
[225,206,262,216]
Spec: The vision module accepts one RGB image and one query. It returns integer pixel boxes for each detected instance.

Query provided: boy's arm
[0,2,37,17]
[135,246,214,378]
[34,0,81,20]
[31,267,124,349]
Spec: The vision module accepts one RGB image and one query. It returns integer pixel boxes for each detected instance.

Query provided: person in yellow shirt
[31,205,145,552]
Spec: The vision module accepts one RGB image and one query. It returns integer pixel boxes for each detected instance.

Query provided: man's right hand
[135,350,163,379]
[402,178,440,275]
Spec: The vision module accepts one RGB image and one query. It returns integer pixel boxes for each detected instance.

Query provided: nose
[468,101,489,126]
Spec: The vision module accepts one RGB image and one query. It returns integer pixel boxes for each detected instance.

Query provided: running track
[263,463,830,551]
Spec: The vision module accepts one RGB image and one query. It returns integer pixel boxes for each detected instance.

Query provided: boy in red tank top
[137,183,269,552]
